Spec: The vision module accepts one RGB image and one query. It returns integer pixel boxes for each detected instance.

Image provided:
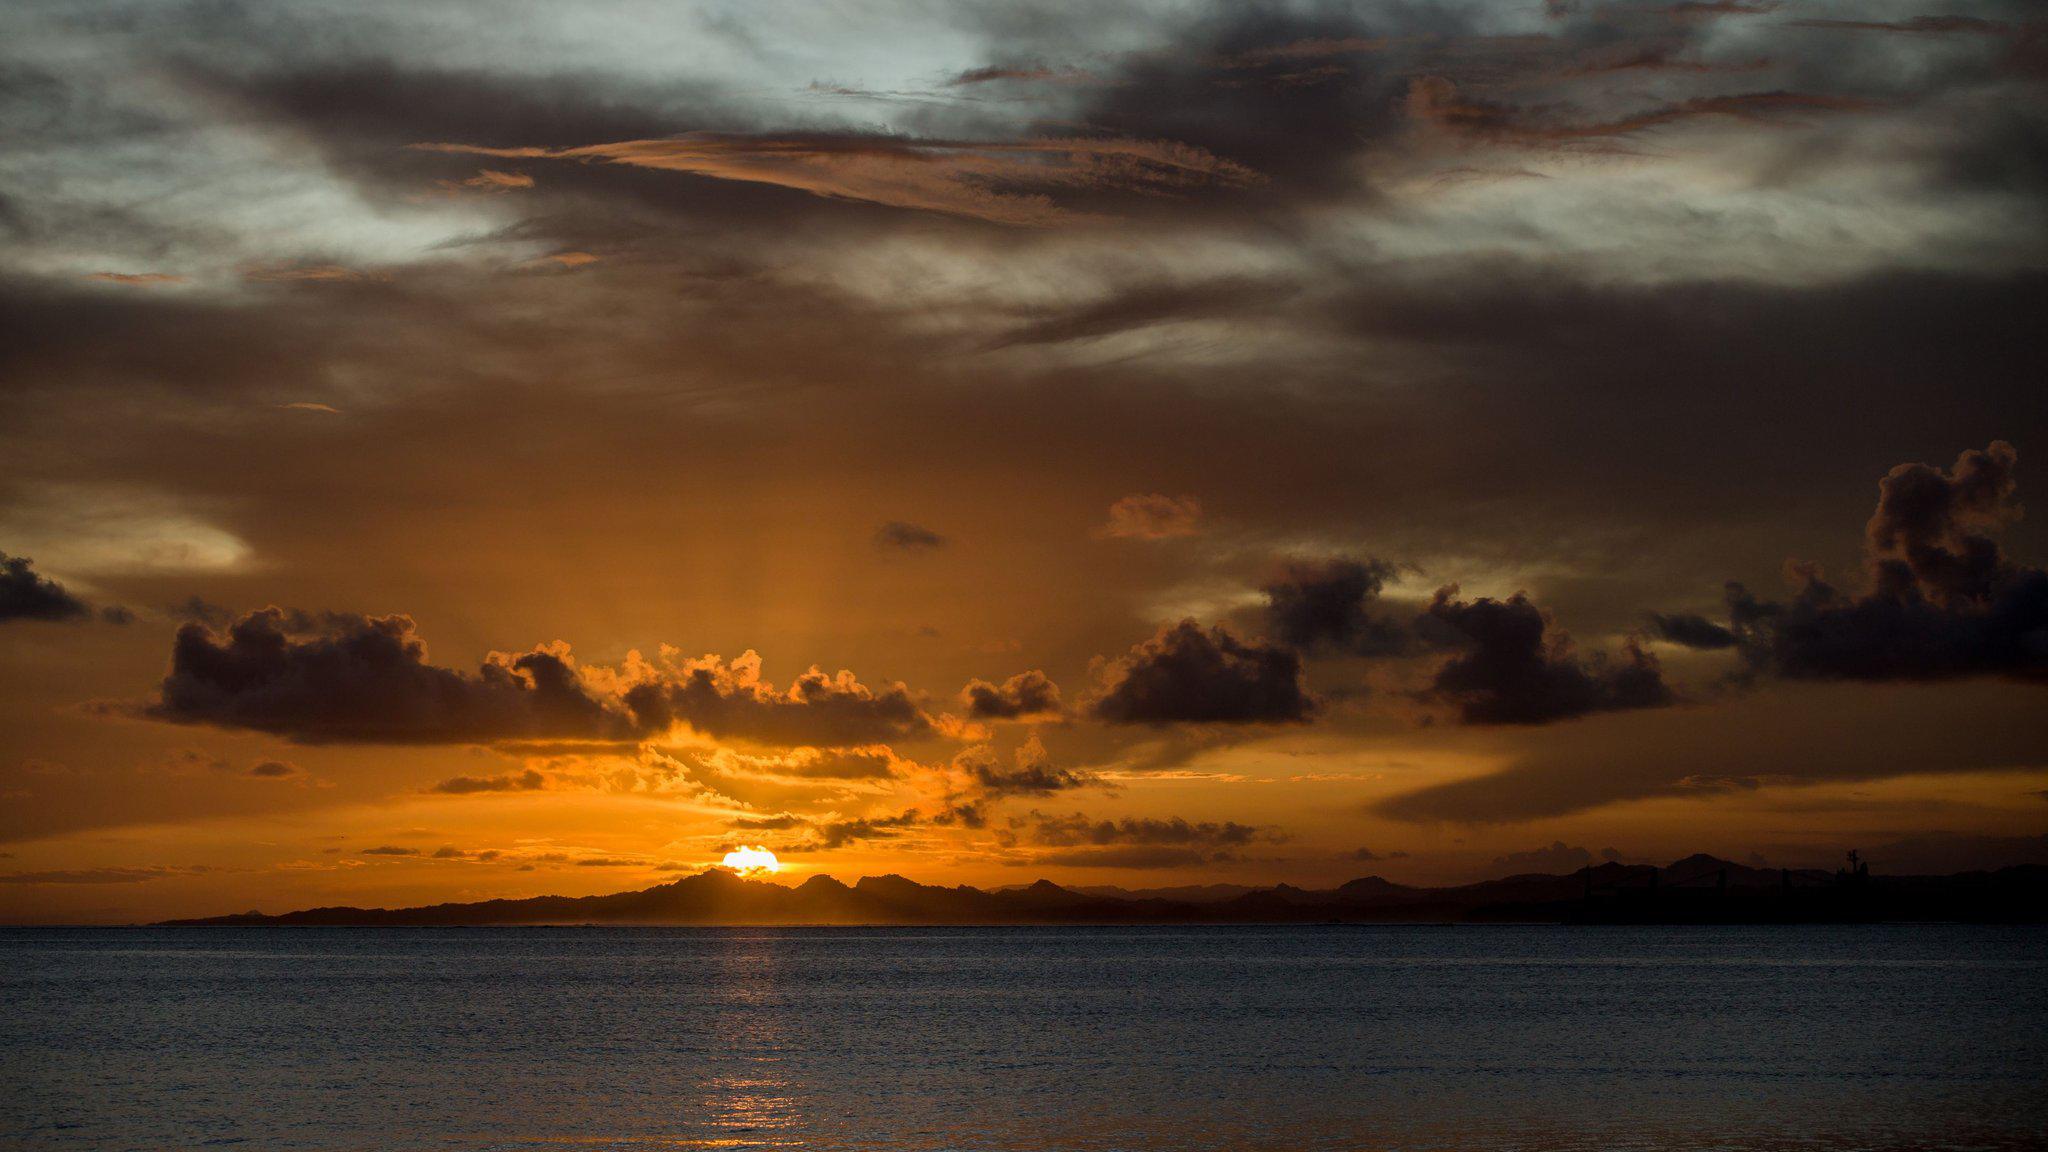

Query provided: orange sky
[2,0,2045,922]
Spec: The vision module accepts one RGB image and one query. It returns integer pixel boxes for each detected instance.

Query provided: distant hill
[160,856,2048,927]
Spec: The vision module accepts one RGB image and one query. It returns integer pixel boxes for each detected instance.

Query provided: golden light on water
[721,846,781,877]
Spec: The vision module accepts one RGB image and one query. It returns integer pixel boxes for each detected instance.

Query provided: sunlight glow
[721,846,781,877]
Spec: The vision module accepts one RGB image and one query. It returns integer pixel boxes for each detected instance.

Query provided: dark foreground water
[3,925,2045,1151]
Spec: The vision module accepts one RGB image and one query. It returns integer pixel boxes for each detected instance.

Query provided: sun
[720,846,781,877]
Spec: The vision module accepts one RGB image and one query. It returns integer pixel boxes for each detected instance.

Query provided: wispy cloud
[411,132,1260,226]
[84,272,184,286]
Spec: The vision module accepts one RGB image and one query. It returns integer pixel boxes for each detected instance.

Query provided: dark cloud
[1784,16,2015,36]
[775,747,904,779]
[751,802,983,855]
[206,61,725,154]
[145,609,932,747]
[1407,78,1872,147]
[797,810,926,851]
[1063,6,1419,199]
[1349,846,1409,862]
[988,278,1287,350]
[1374,677,2048,823]
[149,609,630,745]
[1016,810,1270,868]
[621,656,933,748]
[958,737,1087,797]
[164,0,1966,241]
[0,552,89,622]
[1722,443,2048,683]
[947,64,1099,87]
[1421,588,1673,725]
[961,669,1062,719]
[874,520,947,551]
[246,760,300,779]
[1091,621,1315,725]
[1647,610,1739,649]
[360,845,420,856]
[1865,440,2021,602]
[429,769,547,795]
[1021,811,1263,848]
[1263,557,1411,655]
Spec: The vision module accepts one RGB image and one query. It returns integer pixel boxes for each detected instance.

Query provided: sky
[1,0,2044,923]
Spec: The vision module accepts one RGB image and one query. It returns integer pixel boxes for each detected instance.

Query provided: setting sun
[720,846,781,877]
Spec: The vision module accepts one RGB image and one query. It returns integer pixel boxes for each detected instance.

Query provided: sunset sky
[2,0,2044,923]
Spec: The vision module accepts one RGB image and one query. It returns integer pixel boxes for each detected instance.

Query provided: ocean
[3,924,2044,1150]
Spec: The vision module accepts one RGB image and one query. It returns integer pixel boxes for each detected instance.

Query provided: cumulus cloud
[1262,557,1411,655]
[149,609,630,745]
[1707,443,2048,682]
[761,791,1000,853]
[957,735,1087,797]
[789,809,927,851]
[1015,809,1270,867]
[1420,588,1673,725]
[1023,811,1264,848]
[1096,494,1204,540]
[620,649,933,747]
[1091,620,1314,724]
[429,768,548,794]
[0,552,90,623]
[681,745,911,789]
[768,746,905,779]
[145,609,933,747]
[960,669,1062,719]
[431,846,503,861]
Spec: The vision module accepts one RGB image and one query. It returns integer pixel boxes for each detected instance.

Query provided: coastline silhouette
[160,851,2048,927]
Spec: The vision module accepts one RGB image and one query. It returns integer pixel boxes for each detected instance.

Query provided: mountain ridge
[157,856,2048,927]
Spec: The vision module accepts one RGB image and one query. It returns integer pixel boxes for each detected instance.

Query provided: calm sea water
[3,925,2044,1151]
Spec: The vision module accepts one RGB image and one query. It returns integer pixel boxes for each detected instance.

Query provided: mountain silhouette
[159,855,2048,927]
